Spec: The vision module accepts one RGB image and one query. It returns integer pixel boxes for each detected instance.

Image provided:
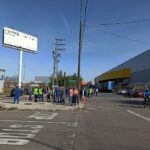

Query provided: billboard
[3,27,38,52]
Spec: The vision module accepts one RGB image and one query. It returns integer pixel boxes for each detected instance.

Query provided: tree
[49,70,83,88]
[3,75,18,96]
[49,75,54,87]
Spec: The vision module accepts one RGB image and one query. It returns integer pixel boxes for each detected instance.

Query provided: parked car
[135,90,144,98]
[117,89,128,95]
[127,89,136,97]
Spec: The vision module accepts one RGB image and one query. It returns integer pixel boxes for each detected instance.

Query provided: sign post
[63,72,66,102]
[18,48,23,88]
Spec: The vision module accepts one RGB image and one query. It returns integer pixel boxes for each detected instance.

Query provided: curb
[0,102,84,111]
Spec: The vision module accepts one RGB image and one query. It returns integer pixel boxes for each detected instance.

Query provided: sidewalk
[0,96,84,111]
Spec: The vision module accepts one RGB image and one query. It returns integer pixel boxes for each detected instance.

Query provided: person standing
[38,87,43,102]
[72,88,79,106]
[95,88,98,96]
[28,87,33,101]
[89,88,93,98]
[55,87,60,103]
[13,86,21,104]
[34,87,38,102]
[69,88,73,105]
[52,87,55,102]
[47,87,52,102]
[60,87,64,103]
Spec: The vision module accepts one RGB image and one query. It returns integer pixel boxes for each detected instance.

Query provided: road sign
[69,80,76,83]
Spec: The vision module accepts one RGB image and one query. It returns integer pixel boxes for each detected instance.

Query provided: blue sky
[0,0,150,82]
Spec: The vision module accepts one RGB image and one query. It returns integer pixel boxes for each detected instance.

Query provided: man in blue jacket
[13,86,21,104]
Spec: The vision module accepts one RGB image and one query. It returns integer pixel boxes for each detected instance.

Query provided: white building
[0,69,5,94]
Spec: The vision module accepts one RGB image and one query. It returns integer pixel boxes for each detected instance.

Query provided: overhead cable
[94,18,150,26]
[86,25,150,46]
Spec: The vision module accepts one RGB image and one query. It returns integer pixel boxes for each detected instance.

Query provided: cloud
[60,13,70,31]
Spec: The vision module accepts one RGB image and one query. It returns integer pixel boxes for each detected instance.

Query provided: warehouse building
[0,69,5,94]
[95,49,150,91]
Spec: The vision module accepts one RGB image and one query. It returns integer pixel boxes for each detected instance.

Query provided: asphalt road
[0,93,150,150]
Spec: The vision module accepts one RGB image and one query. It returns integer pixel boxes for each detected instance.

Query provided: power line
[86,25,150,46]
[89,18,150,26]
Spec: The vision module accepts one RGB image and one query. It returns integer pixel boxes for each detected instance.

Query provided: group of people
[12,85,99,105]
[46,87,64,103]
[79,87,99,98]
[67,87,99,106]
[32,87,44,102]
[68,88,79,106]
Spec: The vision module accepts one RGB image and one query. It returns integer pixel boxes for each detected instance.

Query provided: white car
[117,89,127,95]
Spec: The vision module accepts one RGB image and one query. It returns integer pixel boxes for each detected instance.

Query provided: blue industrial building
[95,49,150,91]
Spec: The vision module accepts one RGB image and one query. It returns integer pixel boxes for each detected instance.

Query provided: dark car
[126,89,136,97]
[10,88,15,97]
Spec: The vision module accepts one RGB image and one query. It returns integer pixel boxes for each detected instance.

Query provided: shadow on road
[115,99,144,109]
[30,138,64,150]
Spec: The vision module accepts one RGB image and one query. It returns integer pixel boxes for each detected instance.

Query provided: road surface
[0,93,150,150]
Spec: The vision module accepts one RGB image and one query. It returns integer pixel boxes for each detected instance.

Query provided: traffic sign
[69,80,76,83]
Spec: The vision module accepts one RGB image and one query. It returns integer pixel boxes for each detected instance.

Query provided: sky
[1,0,150,82]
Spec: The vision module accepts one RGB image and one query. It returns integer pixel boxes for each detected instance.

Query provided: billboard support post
[19,48,23,88]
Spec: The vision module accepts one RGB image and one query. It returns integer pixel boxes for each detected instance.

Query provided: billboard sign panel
[3,27,38,52]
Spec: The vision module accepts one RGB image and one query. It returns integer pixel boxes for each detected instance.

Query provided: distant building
[95,49,150,91]
[35,76,49,83]
[0,69,5,94]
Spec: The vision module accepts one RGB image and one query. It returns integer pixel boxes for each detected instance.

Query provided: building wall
[0,69,5,94]
[95,49,150,86]
[131,68,150,83]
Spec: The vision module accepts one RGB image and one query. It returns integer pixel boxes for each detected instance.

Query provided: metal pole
[19,48,23,88]
[63,72,66,102]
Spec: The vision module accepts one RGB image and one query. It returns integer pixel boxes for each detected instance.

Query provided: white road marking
[0,124,44,145]
[0,112,62,146]
[127,110,150,122]
[88,107,96,110]
[10,124,43,129]
[27,112,58,120]
[67,122,77,128]
[2,129,40,134]
[63,141,74,145]
[0,138,29,145]
[0,120,67,124]
[0,133,35,138]
[67,133,75,138]
[63,115,79,150]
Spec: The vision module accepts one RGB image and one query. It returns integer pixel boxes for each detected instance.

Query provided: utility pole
[77,0,88,104]
[52,38,65,87]
[77,22,83,104]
